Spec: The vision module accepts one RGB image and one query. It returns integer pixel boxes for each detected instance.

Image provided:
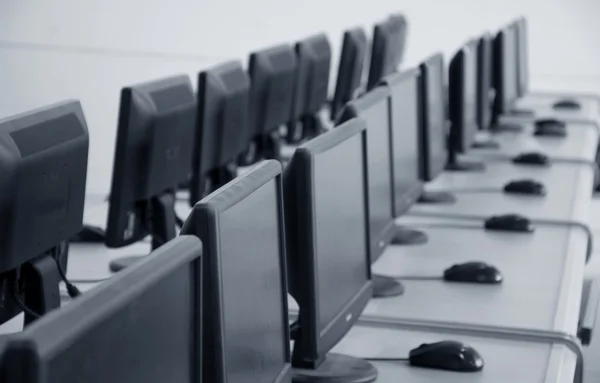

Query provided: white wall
[1,0,599,193]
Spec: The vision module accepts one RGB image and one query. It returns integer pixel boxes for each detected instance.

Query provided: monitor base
[392,227,428,245]
[292,353,378,383]
[109,256,144,272]
[445,159,486,172]
[372,274,404,297]
[493,122,525,133]
[70,224,105,243]
[22,251,63,326]
[418,190,456,204]
[472,139,500,149]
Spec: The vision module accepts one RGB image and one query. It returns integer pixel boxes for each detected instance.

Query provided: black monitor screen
[423,55,447,179]
[502,28,518,111]
[0,236,203,383]
[356,90,394,261]
[464,44,479,142]
[219,178,288,383]
[384,69,422,217]
[313,133,370,329]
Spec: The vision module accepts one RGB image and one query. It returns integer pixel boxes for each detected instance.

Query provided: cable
[67,277,111,284]
[409,212,594,263]
[399,222,483,231]
[387,275,443,281]
[427,187,501,194]
[362,357,409,362]
[9,273,40,319]
[53,247,81,299]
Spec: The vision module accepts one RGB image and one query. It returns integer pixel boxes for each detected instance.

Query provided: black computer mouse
[512,151,550,166]
[409,341,484,372]
[70,225,106,243]
[553,99,581,110]
[503,179,547,196]
[484,214,534,233]
[534,118,567,137]
[443,262,503,284]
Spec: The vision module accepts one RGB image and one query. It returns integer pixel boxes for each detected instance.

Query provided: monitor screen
[501,28,518,111]
[477,35,493,131]
[219,178,288,383]
[422,55,447,180]
[0,236,203,383]
[356,90,394,260]
[515,19,529,96]
[384,69,422,217]
[464,44,479,145]
[312,133,370,329]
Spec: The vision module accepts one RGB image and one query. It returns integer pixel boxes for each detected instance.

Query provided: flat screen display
[361,99,394,252]
[426,62,447,173]
[502,29,518,110]
[313,134,369,331]
[40,266,195,383]
[219,180,287,383]
[389,75,420,212]
[464,47,478,146]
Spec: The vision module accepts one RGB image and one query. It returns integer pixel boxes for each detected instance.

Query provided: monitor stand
[261,130,283,161]
[418,190,456,204]
[392,226,428,245]
[445,151,486,172]
[292,353,378,383]
[372,274,404,297]
[22,251,63,326]
[109,192,177,272]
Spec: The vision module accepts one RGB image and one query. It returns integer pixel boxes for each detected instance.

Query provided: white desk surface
[477,119,599,162]
[333,324,576,383]
[365,215,586,336]
[514,93,600,126]
[411,158,594,224]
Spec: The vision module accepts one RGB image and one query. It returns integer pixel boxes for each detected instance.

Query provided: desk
[478,119,599,162]
[514,93,600,126]
[332,324,576,383]
[412,162,593,224]
[366,215,586,336]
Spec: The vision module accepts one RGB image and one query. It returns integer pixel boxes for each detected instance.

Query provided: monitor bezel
[367,20,394,91]
[105,74,195,248]
[0,236,203,383]
[418,52,448,182]
[287,119,373,366]
[336,87,397,263]
[476,33,494,132]
[380,68,425,218]
[184,160,292,383]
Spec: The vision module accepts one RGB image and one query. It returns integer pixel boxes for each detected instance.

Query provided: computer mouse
[553,99,581,110]
[409,340,484,372]
[443,262,503,284]
[503,179,547,196]
[533,118,567,137]
[484,214,534,233]
[70,225,106,243]
[512,151,550,167]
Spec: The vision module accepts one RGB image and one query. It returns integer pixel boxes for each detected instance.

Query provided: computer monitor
[283,119,377,383]
[242,45,297,163]
[447,41,485,172]
[387,13,408,69]
[416,53,456,204]
[366,20,396,91]
[380,68,428,246]
[287,33,331,143]
[330,27,368,121]
[492,26,519,120]
[0,100,88,326]
[181,160,291,383]
[105,75,196,272]
[514,17,529,98]
[476,33,495,132]
[189,61,250,206]
[0,236,203,383]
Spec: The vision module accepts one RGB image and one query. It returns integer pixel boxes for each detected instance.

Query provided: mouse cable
[386,275,443,281]
[52,246,82,299]
[409,212,593,263]
[9,271,40,319]
[361,356,409,362]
